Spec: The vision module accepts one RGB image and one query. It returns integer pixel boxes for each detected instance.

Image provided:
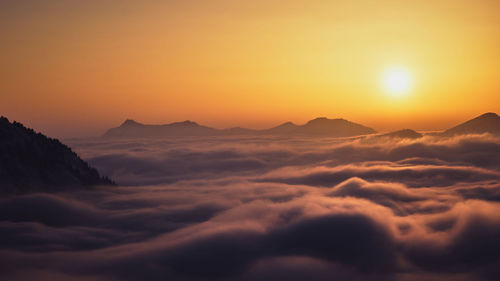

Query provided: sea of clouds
[1,134,500,281]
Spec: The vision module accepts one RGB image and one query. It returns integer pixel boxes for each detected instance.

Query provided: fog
[1,134,500,281]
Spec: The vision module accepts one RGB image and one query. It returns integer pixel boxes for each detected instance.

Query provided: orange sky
[1,0,500,138]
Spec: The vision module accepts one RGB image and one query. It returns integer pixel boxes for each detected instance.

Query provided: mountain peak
[264,121,299,134]
[381,129,422,139]
[275,121,297,128]
[306,117,347,124]
[307,117,331,123]
[444,112,500,135]
[104,119,217,138]
[477,112,499,119]
[121,119,141,127]
[170,120,199,127]
[299,117,376,136]
[183,120,198,125]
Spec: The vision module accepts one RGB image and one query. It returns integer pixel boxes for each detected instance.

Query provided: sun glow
[382,67,413,98]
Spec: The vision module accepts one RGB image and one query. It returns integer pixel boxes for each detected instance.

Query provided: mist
[1,134,499,281]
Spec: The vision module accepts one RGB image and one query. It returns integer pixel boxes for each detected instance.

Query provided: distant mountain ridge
[103,112,500,139]
[104,119,218,138]
[103,117,377,138]
[0,117,114,193]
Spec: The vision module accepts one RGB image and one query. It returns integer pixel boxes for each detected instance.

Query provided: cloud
[1,134,500,280]
[258,163,500,188]
[66,134,500,186]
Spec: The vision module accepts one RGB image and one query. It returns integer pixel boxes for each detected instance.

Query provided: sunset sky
[1,0,500,138]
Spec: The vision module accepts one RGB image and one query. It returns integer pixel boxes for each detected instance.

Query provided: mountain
[0,117,114,193]
[379,129,423,139]
[443,112,500,136]
[264,122,300,134]
[103,117,377,138]
[104,119,219,138]
[264,118,376,137]
[291,117,376,137]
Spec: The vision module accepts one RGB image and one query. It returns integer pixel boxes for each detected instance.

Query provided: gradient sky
[1,0,500,138]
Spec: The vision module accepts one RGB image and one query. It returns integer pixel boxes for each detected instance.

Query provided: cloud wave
[1,134,500,280]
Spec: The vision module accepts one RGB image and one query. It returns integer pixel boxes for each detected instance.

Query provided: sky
[1,0,500,138]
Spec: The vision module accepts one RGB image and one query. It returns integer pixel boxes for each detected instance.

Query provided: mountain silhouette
[443,112,500,136]
[0,116,114,193]
[104,119,219,138]
[294,117,376,136]
[379,129,423,139]
[103,117,377,138]
[263,117,376,136]
[264,121,300,134]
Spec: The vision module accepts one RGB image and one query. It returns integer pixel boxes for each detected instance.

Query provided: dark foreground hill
[103,117,377,138]
[0,117,114,193]
[443,112,500,136]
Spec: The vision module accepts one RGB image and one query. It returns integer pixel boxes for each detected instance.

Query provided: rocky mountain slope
[0,117,114,193]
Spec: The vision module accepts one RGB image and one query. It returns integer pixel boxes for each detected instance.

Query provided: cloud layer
[1,134,500,281]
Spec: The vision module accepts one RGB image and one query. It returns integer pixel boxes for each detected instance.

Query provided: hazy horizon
[2,0,500,138]
[3,111,499,139]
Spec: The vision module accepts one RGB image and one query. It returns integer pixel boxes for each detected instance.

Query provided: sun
[382,67,413,97]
